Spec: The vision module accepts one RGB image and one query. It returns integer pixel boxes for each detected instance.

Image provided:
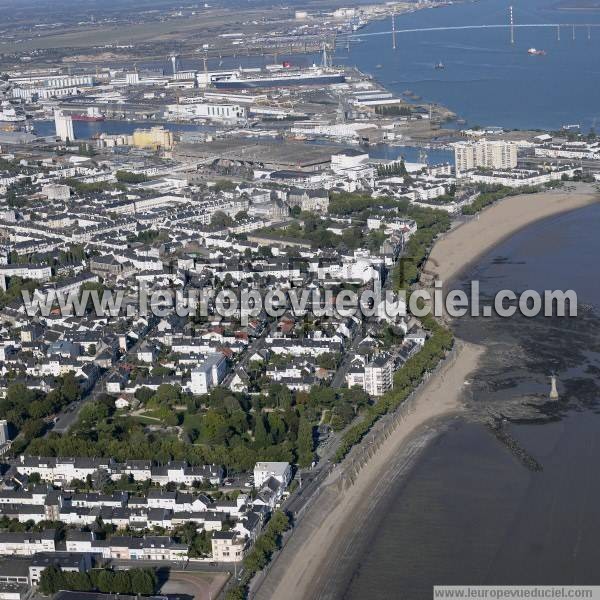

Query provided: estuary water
[327,204,600,599]
[322,5,600,595]
[348,0,600,131]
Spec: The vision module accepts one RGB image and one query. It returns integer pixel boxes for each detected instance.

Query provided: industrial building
[175,139,333,172]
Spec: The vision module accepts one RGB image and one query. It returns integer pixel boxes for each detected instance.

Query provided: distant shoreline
[425,183,600,287]
[252,184,600,600]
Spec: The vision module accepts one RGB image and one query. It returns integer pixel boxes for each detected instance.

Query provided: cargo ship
[212,67,345,90]
[527,48,546,56]
[71,113,106,122]
[69,107,105,122]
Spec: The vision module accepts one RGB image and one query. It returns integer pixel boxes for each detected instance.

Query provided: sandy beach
[256,340,484,600]
[425,185,599,285]
[253,186,599,600]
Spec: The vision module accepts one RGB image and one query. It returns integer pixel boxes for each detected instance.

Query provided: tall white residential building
[253,462,292,488]
[0,420,8,444]
[54,110,74,142]
[364,355,394,397]
[454,140,517,176]
[187,353,227,395]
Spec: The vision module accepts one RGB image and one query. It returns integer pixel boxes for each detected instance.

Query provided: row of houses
[0,462,292,565]
[13,456,224,487]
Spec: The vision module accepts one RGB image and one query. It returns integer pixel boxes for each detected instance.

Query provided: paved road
[110,558,237,573]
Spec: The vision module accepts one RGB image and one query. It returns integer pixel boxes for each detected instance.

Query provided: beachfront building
[466,166,580,188]
[253,462,292,488]
[211,531,246,562]
[454,140,517,177]
[364,355,394,397]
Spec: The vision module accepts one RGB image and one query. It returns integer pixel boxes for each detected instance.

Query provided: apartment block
[454,140,517,176]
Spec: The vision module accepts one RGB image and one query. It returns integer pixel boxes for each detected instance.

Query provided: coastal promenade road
[251,341,481,600]
[110,558,229,572]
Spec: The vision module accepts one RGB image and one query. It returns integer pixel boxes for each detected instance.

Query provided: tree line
[225,510,290,600]
[461,184,539,215]
[39,566,157,596]
[334,316,454,462]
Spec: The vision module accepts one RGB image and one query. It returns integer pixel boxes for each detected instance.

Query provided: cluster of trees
[461,184,538,215]
[328,192,402,216]
[334,317,454,462]
[375,105,412,117]
[0,276,39,309]
[173,522,213,557]
[271,213,386,252]
[115,170,148,184]
[392,206,451,290]
[61,177,114,195]
[376,159,410,178]
[57,244,86,265]
[128,229,167,244]
[2,374,81,454]
[39,566,157,596]
[226,511,290,600]
[316,352,340,370]
[306,214,363,250]
[25,382,367,473]
[212,179,237,192]
[0,157,24,176]
[210,210,235,230]
[567,170,595,183]
[0,516,65,535]
[6,178,34,208]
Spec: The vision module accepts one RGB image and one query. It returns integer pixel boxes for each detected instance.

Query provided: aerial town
[0,0,598,599]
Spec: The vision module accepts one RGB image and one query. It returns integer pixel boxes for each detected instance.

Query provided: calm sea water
[326,9,600,595]
[349,0,600,131]
[325,203,600,599]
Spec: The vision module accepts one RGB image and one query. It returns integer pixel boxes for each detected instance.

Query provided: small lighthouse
[549,375,559,400]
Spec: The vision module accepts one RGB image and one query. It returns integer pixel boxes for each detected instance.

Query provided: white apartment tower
[0,420,8,444]
[364,355,394,397]
[454,140,517,176]
[54,110,74,142]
